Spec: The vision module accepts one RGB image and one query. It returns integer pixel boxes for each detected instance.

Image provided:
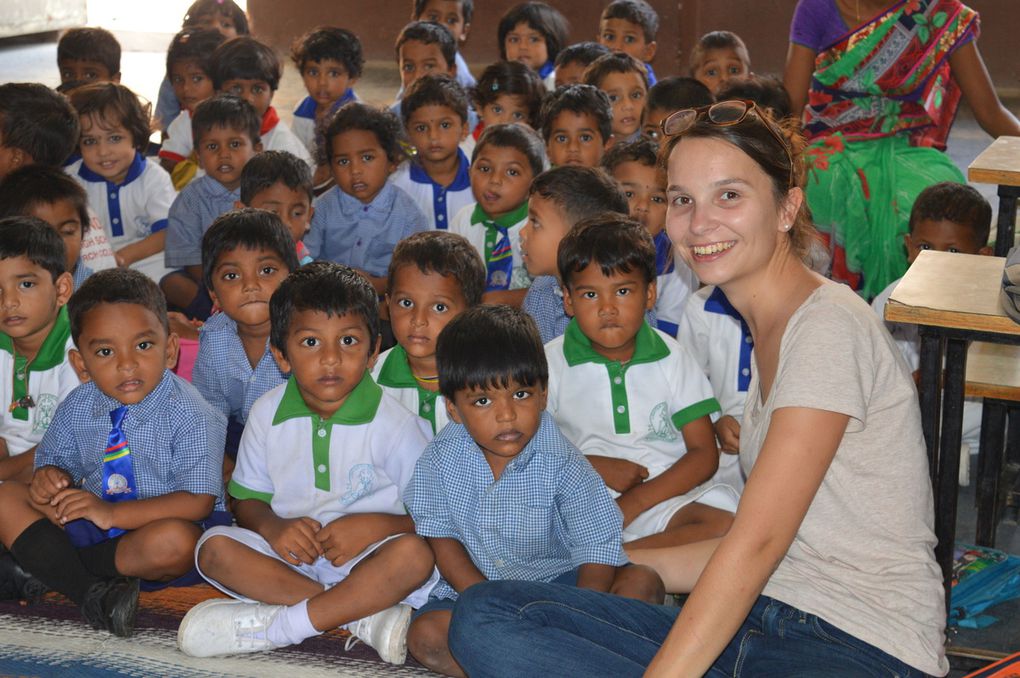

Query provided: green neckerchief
[1,306,70,422]
[228,371,382,501]
[376,345,440,432]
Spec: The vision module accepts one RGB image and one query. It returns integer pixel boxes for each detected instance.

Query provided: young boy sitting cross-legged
[404,304,664,676]
[178,262,438,664]
[0,268,229,637]
[546,215,738,550]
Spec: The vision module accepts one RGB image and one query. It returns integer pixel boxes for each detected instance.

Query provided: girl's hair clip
[491,82,500,92]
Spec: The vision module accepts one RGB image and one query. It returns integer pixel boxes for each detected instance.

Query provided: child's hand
[317,515,381,567]
[29,466,72,505]
[714,415,741,454]
[51,488,115,529]
[265,516,323,566]
[587,455,649,493]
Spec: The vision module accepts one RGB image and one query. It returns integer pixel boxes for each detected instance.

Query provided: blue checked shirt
[524,275,659,345]
[191,312,288,426]
[405,411,626,601]
[165,175,240,268]
[305,181,427,277]
[71,258,94,291]
[36,370,227,510]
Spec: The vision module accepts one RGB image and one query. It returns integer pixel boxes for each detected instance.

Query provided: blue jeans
[448,581,931,677]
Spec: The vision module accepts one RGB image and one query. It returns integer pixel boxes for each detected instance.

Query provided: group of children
[0,0,997,673]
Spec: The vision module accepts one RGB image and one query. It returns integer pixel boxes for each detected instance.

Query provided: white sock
[266,599,319,647]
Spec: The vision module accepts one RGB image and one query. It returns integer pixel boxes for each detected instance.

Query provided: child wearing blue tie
[0,268,229,637]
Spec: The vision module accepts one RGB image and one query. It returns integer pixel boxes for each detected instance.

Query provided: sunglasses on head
[660,99,793,187]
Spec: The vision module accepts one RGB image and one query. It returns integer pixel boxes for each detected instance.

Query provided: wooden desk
[886,251,1020,610]
[968,136,1020,256]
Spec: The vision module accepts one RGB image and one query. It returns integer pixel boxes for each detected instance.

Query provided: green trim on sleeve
[671,398,721,431]
[228,480,273,503]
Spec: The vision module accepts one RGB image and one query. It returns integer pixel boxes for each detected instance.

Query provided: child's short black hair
[584,51,649,90]
[909,182,993,248]
[601,0,659,42]
[497,2,569,64]
[69,82,152,151]
[601,137,658,173]
[413,0,474,24]
[239,150,314,205]
[716,75,792,119]
[166,28,227,79]
[210,36,282,91]
[689,30,750,73]
[0,83,80,167]
[400,74,469,126]
[270,262,380,357]
[191,94,261,146]
[387,231,486,306]
[0,216,66,282]
[529,165,628,224]
[554,41,610,69]
[472,61,546,129]
[539,84,612,143]
[57,27,121,77]
[647,76,714,113]
[324,102,407,165]
[69,268,169,345]
[183,0,250,35]
[437,304,548,400]
[290,26,365,80]
[474,123,546,178]
[558,213,656,288]
[0,166,89,237]
[202,208,299,289]
[395,21,457,70]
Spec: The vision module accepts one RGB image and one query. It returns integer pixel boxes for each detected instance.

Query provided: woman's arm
[949,41,1020,138]
[784,43,818,122]
[643,406,849,677]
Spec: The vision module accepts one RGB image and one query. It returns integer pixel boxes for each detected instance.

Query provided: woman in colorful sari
[784,0,1020,298]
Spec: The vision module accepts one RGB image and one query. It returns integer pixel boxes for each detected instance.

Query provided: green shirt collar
[562,318,669,367]
[470,201,529,229]
[0,306,71,372]
[272,371,382,426]
[376,345,417,388]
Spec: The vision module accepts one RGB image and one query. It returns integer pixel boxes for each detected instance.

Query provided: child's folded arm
[427,536,486,593]
[29,464,73,505]
[234,496,323,566]
[585,454,648,493]
[317,513,415,566]
[52,489,215,531]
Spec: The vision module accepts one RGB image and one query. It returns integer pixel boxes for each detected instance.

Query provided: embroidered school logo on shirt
[29,393,58,434]
[643,402,678,442]
[340,464,376,505]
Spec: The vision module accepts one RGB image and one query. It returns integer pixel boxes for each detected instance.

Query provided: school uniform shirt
[405,411,626,601]
[449,202,533,291]
[71,258,94,291]
[159,109,194,167]
[546,320,719,483]
[191,312,288,426]
[81,208,120,273]
[0,307,78,456]
[389,150,473,231]
[155,76,180,133]
[539,60,556,91]
[644,62,657,87]
[305,181,428,277]
[165,174,240,269]
[70,152,175,282]
[292,90,358,158]
[35,369,227,509]
[455,52,476,89]
[371,345,449,435]
[229,373,432,526]
[258,107,313,167]
[652,231,699,337]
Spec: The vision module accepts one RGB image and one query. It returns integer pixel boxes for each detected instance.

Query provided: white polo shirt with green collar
[371,345,450,435]
[449,202,533,290]
[546,319,721,482]
[228,372,432,525]
[0,307,79,456]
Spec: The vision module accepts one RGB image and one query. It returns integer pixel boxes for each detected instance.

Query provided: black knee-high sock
[77,538,121,579]
[10,519,101,605]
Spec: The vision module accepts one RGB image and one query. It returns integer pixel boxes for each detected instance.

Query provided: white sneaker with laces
[177,598,287,657]
[344,603,412,665]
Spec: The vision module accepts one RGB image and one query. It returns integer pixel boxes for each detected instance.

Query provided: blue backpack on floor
[949,543,1020,629]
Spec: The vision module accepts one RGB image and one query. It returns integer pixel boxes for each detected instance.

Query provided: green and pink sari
[803,0,978,298]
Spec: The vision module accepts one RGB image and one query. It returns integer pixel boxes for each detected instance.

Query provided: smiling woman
[442,101,950,678]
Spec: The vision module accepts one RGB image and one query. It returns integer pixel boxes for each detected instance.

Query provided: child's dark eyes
[361,153,375,162]
[439,121,452,129]
[630,91,645,101]
[580,133,593,143]
[624,190,635,199]
[17,280,35,290]
[397,298,413,309]
[229,140,242,149]
[616,288,632,297]
[476,164,490,173]
[306,67,319,77]
[582,291,597,299]
[328,70,343,78]
[624,35,637,44]
[608,94,620,103]
[513,390,531,400]
[511,111,525,121]
[472,396,491,406]
[96,348,113,357]
[491,105,504,114]
[300,337,319,347]
[340,335,358,346]
[507,168,520,177]
[336,158,350,166]
[137,341,153,350]
[402,62,415,72]
[554,134,567,143]
[651,195,666,205]
[728,66,743,75]
[259,266,277,275]
[413,124,427,133]
[705,68,718,77]
[433,302,448,313]
[222,271,239,281]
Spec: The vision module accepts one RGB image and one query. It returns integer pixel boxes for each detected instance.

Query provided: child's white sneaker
[344,603,412,664]
[177,598,287,657]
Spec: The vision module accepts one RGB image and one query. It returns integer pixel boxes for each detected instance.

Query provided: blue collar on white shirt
[704,286,753,392]
[408,148,471,190]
